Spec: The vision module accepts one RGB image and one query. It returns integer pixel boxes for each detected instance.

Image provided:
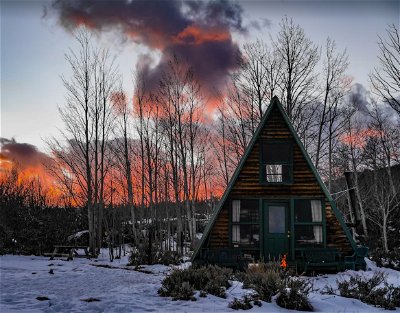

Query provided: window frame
[293,199,326,249]
[259,141,293,185]
[230,199,260,248]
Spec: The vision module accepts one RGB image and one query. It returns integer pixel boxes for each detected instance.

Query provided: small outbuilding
[192,97,367,272]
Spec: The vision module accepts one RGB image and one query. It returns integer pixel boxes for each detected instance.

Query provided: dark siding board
[209,204,229,247]
[325,204,353,255]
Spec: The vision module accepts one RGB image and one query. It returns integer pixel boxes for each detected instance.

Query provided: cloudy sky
[1,0,399,151]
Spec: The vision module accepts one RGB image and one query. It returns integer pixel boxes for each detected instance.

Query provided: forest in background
[1,18,399,262]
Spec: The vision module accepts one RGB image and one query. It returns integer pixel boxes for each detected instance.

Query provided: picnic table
[44,245,90,260]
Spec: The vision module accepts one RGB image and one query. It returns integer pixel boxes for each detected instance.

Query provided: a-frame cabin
[192,97,367,272]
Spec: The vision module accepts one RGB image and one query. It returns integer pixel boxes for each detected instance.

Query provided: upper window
[261,142,292,183]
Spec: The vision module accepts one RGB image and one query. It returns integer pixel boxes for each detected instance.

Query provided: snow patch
[1,255,399,312]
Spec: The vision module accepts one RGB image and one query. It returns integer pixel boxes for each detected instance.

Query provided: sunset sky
[1,0,399,153]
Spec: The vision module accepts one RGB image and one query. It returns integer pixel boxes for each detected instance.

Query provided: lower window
[295,225,323,247]
[232,224,260,246]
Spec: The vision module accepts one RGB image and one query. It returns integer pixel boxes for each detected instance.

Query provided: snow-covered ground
[1,252,399,312]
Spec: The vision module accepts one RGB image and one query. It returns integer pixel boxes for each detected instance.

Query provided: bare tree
[111,88,137,244]
[363,151,400,253]
[212,108,233,188]
[314,38,351,171]
[366,101,400,197]
[93,48,118,252]
[47,29,117,255]
[340,101,369,238]
[370,24,400,116]
[239,39,282,119]
[273,17,320,137]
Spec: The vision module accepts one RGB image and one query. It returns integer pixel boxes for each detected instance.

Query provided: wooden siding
[205,106,353,255]
[326,203,353,254]
[209,203,229,247]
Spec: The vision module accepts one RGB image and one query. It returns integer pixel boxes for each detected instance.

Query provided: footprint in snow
[36,296,50,301]
[81,298,101,302]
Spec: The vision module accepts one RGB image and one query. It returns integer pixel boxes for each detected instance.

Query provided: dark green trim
[259,198,264,257]
[322,200,327,248]
[192,97,357,263]
[228,200,232,247]
[290,199,295,261]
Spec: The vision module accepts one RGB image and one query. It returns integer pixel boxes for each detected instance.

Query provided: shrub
[370,248,400,271]
[242,262,286,302]
[337,272,399,310]
[128,243,157,267]
[158,269,196,301]
[321,285,336,295]
[239,261,313,310]
[155,250,181,266]
[158,265,232,300]
[276,278,313,311]
[129,246,181,267]
[203,265,232,298]
[338,272,386,299]
[387,285,400,308]
[229,296,253,310]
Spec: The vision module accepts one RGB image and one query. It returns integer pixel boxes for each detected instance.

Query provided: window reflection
[295,225,323,247]
[269,206,285,233]
[232,224,260,246]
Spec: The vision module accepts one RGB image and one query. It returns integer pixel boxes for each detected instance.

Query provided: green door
[263,201,289,261]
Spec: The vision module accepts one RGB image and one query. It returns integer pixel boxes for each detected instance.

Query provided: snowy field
[1,252,399,313]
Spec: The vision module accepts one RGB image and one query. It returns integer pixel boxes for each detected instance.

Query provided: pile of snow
[1,253,399,312]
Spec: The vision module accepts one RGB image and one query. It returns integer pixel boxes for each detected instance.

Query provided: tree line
[1,18,399,257]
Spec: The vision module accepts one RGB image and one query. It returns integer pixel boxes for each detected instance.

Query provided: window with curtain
[294,199,324,247]
[260,142,292,183]
[231,199,260,247]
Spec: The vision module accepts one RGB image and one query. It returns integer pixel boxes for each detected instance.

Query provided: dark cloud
[185,0,245,32]
[248,18,272,31]
[348,83,370,114]
[49,0,245,98]
[0,138,51,169]
[261,18,272,28]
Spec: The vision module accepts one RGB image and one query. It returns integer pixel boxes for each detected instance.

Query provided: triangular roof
[192,96,356,261]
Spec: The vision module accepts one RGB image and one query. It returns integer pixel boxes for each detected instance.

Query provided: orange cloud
[341,128,382,148]
[173,25,231,45]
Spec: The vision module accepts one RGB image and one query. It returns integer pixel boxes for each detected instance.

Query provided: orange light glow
[173,25,231,45]
[0,161,64,206]
[341,128,382,148]
[280,254,287,268]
